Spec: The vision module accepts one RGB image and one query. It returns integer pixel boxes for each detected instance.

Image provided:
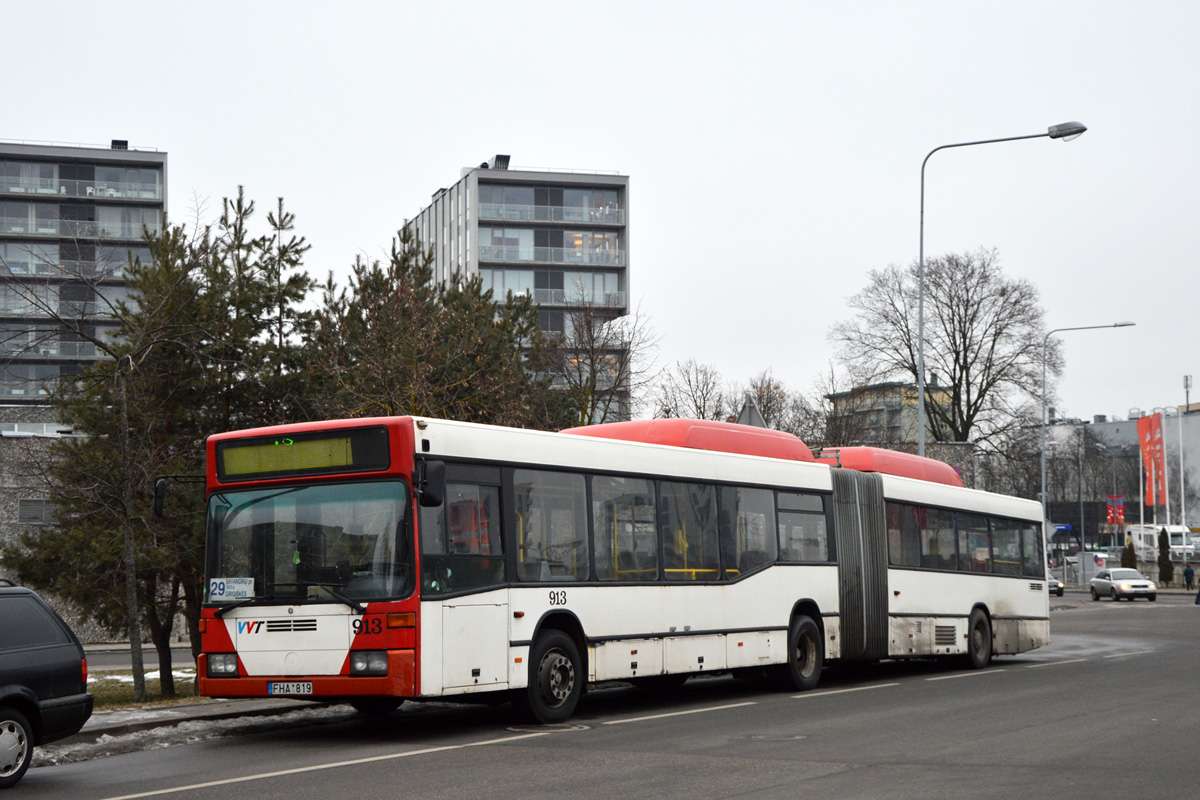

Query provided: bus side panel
[420,589,510,696]
[592,639,663,681]
[886,569,1050,657]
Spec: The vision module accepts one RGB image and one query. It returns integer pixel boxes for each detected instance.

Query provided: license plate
[268,682,313,695]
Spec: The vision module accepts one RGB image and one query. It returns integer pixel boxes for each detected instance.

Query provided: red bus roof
[561,419,815,462]
[814,446,963,487]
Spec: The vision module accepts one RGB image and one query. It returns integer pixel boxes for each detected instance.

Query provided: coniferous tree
[308,227,571,428]
[1158,528,1174,586]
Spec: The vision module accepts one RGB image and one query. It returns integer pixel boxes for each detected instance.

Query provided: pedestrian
[1186,563,1196,592]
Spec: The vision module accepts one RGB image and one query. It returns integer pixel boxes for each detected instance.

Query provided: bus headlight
[350,651,388,676]
[208,653,239,677]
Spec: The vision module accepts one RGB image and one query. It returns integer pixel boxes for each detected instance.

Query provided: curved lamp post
[1041,321,1135,584]
[918,121,1088,457]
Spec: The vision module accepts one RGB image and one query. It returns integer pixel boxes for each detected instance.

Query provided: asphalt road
[22,593,1200,800]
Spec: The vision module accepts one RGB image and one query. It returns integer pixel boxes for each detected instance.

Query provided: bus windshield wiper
[301,583,366,615]
[213,595,277,618]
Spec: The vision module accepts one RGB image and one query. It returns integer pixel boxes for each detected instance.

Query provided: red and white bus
[197,416,1049,722]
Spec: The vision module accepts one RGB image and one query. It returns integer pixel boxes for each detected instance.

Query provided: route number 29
[548,590,567,606]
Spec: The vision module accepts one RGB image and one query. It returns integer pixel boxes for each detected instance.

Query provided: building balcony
[479,245,625,267]
[2,259,127,280]
[479,203,624,225]
[531,289,626,307]
[1,219,161,241]
[2,342,99,359]
[0,177,162,201]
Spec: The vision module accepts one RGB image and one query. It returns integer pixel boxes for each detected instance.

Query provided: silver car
[1047,573,1065,597]
[1089,568,1157,601]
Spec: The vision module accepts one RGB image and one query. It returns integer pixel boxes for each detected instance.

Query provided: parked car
[1089,568,1158,602]
[1047,573,1065,597]
[0,580,93,789]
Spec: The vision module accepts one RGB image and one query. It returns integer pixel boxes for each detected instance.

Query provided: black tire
[1090,587,1099,601]
[777,615,824,691]
[965,609,992,669]
[513,630,582,724]
[348,697,404,716]
[0,706,33,789]
[1111,588,1118,601]
[1149,595,1157,602]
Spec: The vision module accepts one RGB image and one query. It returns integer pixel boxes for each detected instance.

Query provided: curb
[61,699,326,745]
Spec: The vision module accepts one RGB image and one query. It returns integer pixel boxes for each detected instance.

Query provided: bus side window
[513,469,589,582]
[420,479,505,595]
[592,475,657,582]
[659,482,720,581]
[956,513,992,573]
[777,492,830,563]
[719,486,777,578]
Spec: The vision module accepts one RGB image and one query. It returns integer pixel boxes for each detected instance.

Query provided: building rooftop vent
[111,139,128,150]
[490,154,511,170]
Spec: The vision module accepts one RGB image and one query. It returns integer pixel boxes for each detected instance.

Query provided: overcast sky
[7,1,1197,423]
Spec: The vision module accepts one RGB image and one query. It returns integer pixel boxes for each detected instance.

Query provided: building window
[18,498,54,524]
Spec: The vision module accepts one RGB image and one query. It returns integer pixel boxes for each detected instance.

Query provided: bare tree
[797,363,877,450]
[554,298,658,425]
[654,359,729,420]
[830,247,1060,446]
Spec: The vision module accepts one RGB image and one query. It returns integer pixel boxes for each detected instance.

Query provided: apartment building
[1,138,166,401]
[408,155,629,337]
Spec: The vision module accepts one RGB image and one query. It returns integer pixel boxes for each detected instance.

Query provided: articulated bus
[197,416,1049,722]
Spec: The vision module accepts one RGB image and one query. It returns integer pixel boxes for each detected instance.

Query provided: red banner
[1137,414,1168,507]
[1106,496,1125,525]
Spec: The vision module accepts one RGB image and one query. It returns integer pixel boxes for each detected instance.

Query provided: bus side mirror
[418,460,445,508]
[153,477,167,518]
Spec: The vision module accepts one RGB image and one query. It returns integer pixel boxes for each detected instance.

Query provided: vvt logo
[237,620,264,634]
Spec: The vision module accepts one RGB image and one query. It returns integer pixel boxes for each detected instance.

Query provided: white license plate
[268,682,313,695]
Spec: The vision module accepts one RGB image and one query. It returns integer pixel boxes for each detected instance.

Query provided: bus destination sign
[215,426,390,482]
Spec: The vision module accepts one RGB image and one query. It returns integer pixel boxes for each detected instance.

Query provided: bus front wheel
[514,630,582,724]
[777,615,823,692]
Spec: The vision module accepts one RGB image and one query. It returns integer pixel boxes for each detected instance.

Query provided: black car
[0,581,93,789]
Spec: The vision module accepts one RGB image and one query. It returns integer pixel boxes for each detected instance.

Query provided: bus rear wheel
[964,609,992,669]
[514,630,582,724]
[776,615,823,691]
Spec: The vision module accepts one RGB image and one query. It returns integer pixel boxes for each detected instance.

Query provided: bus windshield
[206,481,413,604]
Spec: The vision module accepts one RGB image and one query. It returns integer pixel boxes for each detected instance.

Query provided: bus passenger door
[419,466,510,692]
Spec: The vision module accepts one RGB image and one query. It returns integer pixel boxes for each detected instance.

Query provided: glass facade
[0,145,166,401]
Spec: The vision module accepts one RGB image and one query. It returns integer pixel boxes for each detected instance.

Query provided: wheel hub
[542,652,575,704]
[0,721,26,777]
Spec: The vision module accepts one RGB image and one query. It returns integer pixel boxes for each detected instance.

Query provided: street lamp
[917,121,1088,457]
[1040,322,1135,585]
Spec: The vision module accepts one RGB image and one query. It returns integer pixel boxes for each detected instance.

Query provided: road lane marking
[1027,658,1088,668]
[1103,650,1155,658]
[98,730,560,800]
[792,682,899,699]
[602,700,758,725]
[925,668,1006,681]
